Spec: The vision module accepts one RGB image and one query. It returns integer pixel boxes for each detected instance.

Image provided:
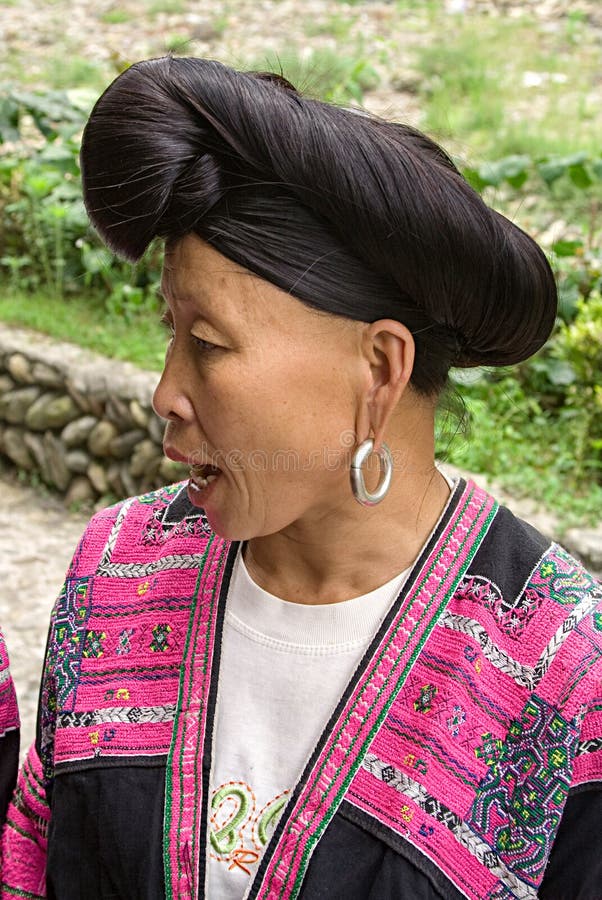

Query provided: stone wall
[0,325,186,505]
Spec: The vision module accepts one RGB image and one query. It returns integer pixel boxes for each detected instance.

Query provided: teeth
[190,468,220,490]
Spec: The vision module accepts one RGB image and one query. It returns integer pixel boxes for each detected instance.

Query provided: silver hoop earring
[350,439,393,507]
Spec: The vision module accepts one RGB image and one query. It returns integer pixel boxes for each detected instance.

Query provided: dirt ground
[0,470,88,754]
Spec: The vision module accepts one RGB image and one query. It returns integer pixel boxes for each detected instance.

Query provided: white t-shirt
[206,549,411,898]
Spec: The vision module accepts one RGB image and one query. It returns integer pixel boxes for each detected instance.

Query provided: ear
[356,319,415,453]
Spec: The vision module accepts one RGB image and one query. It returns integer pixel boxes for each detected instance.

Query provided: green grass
[38,54,108,91]
[245,46,379,104]
[410,9,602,160]
[0,287,165,371]
[164,33,193,53]
[212,14,229,39]
[304,13,356,40]
[438,379,602,530]
[100,9,133,24]
[148,0,187,15]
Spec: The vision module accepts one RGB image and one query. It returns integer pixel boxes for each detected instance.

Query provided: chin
[201,508,253,542]
[204,508,290,544]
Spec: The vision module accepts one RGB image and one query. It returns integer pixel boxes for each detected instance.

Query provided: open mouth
[189,462,222,491]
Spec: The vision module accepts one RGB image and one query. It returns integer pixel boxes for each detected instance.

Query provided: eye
[191,335,219,353]
[159,311,174,338]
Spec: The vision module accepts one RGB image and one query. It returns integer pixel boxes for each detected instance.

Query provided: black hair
[80,56,557,395]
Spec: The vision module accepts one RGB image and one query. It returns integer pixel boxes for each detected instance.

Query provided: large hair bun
[81,57,557,376]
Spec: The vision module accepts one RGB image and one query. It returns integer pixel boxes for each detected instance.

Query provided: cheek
[198,353,354,469]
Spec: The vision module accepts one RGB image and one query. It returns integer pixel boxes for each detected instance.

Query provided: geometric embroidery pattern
[456,575,542,639]
[57,704,176,726]
[466,694,579,887]
[447,704,466,737]
[458,545,598,642]
[0,628,19,739]
[439,584,602,690]
[413,683,438,714]
[82,630,106,658]
[141,484,210,546]
[528,545,597,608]
[438,612,535,687]
[149,623,173,652]
[361,753,537,899]
[474,732,504,771]
[116,627,134,655]
[40,576,93,779]
[39,483,207,783]
[576,735,602,756]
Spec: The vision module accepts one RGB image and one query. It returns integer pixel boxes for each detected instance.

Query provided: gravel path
[0,469,88,755]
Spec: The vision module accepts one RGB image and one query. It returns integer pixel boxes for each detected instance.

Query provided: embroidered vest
[39,479,602,900]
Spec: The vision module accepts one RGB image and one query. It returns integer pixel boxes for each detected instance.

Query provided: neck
[243,455,452,606]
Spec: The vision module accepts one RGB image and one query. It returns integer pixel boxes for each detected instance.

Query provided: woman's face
[153,235,367,540]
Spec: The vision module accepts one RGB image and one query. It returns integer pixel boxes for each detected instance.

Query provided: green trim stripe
[257,485,496,899]
[163,535,213,897]
[0,887,45,899]
[289,497,496,899]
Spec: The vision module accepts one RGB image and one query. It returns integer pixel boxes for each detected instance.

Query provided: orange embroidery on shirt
[209,782,290,876]
[228,848,261,875]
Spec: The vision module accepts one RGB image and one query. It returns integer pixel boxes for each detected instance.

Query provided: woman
[2,57,601,899]
[0,629,18,827]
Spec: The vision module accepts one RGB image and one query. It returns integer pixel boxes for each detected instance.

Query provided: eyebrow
[158,284,230,331]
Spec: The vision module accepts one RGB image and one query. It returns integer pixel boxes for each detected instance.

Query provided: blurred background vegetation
[0,0,600,526]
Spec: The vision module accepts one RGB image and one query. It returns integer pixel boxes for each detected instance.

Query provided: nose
[152,347,196,423]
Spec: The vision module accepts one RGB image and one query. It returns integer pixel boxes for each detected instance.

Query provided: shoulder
[450,489,602,774]
[453,493,600,652]
[38,482,216,781]
[46,479,216,651]
[64,481,212,580]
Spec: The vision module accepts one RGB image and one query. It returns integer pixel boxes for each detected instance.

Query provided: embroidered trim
[439,583,602,691]
[163,536,232,899]
[343,540,602,900]
[252,480,496,900]
[56,704,176,726]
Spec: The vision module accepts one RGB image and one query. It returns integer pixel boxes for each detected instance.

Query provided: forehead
[161,235,253,315]
[160,234,339,338]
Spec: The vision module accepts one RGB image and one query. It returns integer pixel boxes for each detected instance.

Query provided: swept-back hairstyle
[81,56,557,394]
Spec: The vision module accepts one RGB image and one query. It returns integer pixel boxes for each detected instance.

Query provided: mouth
[164,446,223,501]
[189,462,222,490]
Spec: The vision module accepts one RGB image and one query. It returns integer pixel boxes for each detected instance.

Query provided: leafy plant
[550,292,602,479]
[0,86,161,311]
[463,152,602,194]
